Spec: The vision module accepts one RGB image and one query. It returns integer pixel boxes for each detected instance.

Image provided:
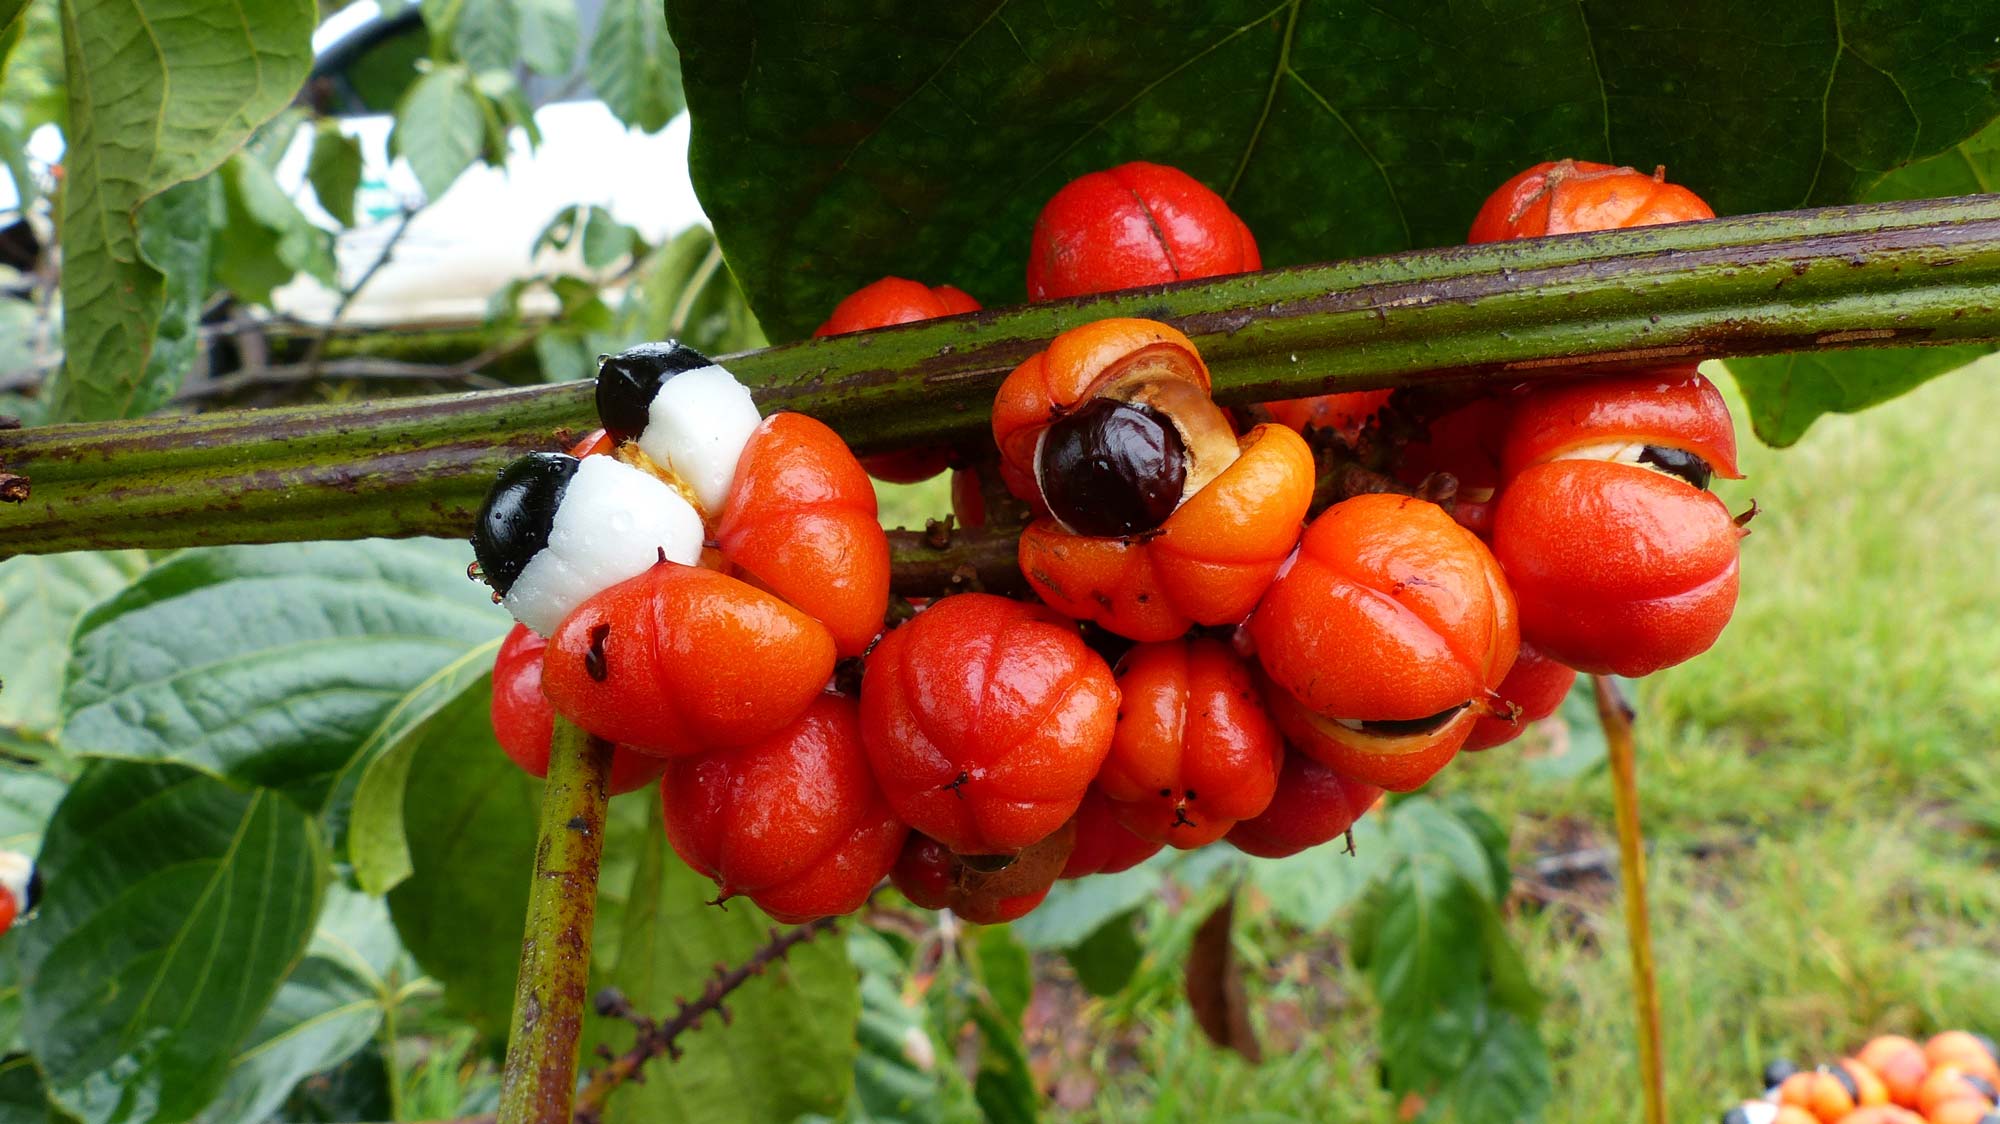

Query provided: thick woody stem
[4,195,2000,560]
[496,717,613,1124]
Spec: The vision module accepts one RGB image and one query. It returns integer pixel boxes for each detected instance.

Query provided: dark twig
[300,206,422,381]
[572,914,845,1123]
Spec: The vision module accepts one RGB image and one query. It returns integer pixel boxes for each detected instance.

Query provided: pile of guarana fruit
[468,157,1751,926]
[1724,1033,2000,1123]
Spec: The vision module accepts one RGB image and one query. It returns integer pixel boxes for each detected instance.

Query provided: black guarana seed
[595,340,717,442]
[1037,398,1187,538]
[23,865,40,911]
[1968,1074,1999,1100]
[1824,1063,1859,1101]
[1979,1113,2000,1124]
[1762,1058,1799,1088]
[960,853,1016,874]
[1358,702,1470,738]
[471,453,580,597]
[1638,444,1713,490]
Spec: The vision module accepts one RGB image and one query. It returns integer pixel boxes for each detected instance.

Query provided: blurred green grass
[1058,359,2000,1123]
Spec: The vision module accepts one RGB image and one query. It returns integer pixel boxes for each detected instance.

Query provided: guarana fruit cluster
[466,157,1747,926]
[1721,1032,2000,1124]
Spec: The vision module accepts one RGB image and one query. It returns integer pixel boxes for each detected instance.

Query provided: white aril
[635,364,762,514]
[505,456,703,635]
[0,851,29,907]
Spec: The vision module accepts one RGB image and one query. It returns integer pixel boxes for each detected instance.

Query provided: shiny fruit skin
[717,412,890,658]
[1019,422,1313,641]
[1919,1065,1998,1119]
[1492,370,1742,677]
[1225,752,1383,859]
[1927,1032,2000,1083]
[1060,788,1164,877]
[892,821,1076,924]
[1394,395,1513,537]
[814,277,980,484]
[542,562,836,756]
[1856,1035,1929,1108]
[859,594,1118,855]
[1249,494,1518,790]
[662,696,906,923]
[491,624,667,794]
[1097,638,1282,847]
[1928,1098,1999,1124]
[1027,162,1259,301]
[1468,159,1714,242]
[1461,640,1576,752]
[814,276,979,337]
[1263,390,1392,441]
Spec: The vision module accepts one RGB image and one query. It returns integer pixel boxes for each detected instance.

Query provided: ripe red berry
[1468,159,1714,243]
[1097,638,1281,848]
[815,277,981,485]
[1027,162,1259,301]
[1060,788,1164,878]
[661,696,907,923]
[860,593,1117,855]
[1251,494,1518,790]
[892,820,1076,924]
[1225,753,1382,859]
[1261,390,1392,442]
[541,561,836,757]
[994,318,1312,640]
[491,624,667,794]
[1491,369,1743,676]
[1459,640,1576,752]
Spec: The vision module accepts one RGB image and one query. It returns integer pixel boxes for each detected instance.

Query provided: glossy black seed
[1638,444,1713,490]
[1358,702,1470,738]
[23,865,40,911]
[471,453,579,597]
[1968,1074,1999,1100]
[1825,1063,1859,1101]
[1038,398,1186,538]
[960,853,1016,873]
[595,340,716,442]
[1762,1058,1799,1088]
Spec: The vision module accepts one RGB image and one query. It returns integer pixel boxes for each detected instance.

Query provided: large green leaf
[0,550,144,748]
[194,885,405,1124]
[60,539,509,812]
[384,678,536,1039]
[213,150,337,306]
[16,762,325,1124]
[1246,812,1390,930]
[0,1054,58,1124]
[672,3,2000,441]
[590,0,683,132]
[0,764,65,853]
[51,0,314,420]
[391,65,485,201]
[590,802,858,1124]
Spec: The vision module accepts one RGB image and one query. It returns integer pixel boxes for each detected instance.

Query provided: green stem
[496,716,612,1124]
[3,195,2000,558]
[381,979,405,1121]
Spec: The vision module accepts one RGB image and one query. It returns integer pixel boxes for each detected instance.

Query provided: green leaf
[0,1054,59,1124]
[17,762,326,1124]
[1727,346,1997,448]
[194,885,402,1124]
[346,656,504,894]
[1063,911,1142,998]
[632,226,768,356]
[60,539,508,810]
[968,925,1032,1025]
[1007,860,1161,948]
[591,802,858,1124]
[1246,812,1390,930]
[1364,857,1487,1093]
[514,0,578,76]
[0,550,144,746]
[384,677,535,1039]
[594,0,683,132]
[0,764,65,853]
[969,999,1038,1124]
[51,0,313,419]
[1422,1007,1552,1124]
[215,151,337,305]
[306,121,364,228]
[1386,799,1501,904]
[847,930,956,1123]
[673,0,2000,342]
[0,0,28,48]
[580,206,637,269]
[392,65,485,201]
[128,176,217,414]
[451,0,517,73]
